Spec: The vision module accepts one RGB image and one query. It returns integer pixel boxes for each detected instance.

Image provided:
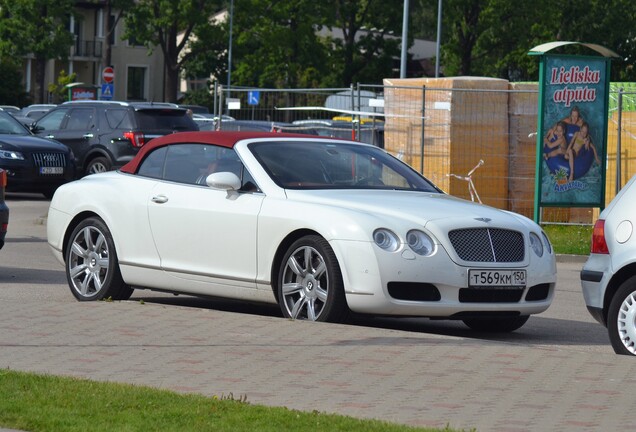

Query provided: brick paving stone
[2,298,636,431]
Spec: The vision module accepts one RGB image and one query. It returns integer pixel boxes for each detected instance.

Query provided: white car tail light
[591,219,609,254]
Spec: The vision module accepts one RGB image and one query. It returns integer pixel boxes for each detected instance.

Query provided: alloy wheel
[68,225,110,298]
[281,245,329,321]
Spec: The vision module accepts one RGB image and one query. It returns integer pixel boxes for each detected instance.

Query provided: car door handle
[151,195,169,204]
[83,133,94,139]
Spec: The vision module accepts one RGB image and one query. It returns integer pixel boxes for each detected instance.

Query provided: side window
[197,146,260,192]
[137,146,167,179]
[138,143,258,190]
[163,144,214,185]
[36,109,68,131]
[105,109,133,129]
[65,108,95,131]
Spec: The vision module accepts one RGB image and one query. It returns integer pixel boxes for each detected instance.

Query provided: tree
[0,59,31,106]
[547,0,636,81]
[229,0,404,89]
[415,0,636,81]
[0,0,75,103]
[325,0,404,85]
[231,0,332,88]
[101,0,135,68]
[121,0,225,102]
[180,16,229,87]
[47,70,77,103]
[446,0,556,80]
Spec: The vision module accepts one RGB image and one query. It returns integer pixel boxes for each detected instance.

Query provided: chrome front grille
[448,228,525,262]
[32,152,66,168]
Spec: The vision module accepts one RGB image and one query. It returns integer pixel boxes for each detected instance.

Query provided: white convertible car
[47,131,556,332]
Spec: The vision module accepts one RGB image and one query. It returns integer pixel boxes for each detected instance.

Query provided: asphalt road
[2,192,634,432]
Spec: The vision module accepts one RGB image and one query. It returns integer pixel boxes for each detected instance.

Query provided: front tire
[462,315,529,332]
[608,277,636,356]
[277,235,349,323]
[85,156,112,176]
[65,217,133,301]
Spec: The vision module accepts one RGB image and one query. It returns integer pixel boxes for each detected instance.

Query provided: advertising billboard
[537,55,610,208]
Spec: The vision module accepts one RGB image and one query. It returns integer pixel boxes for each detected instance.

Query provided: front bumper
[46,206,72,266]
[332,239,557,318]
[3,162,74,194]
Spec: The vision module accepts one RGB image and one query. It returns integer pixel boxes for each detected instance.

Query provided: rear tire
[462,315,529,332]
[65,217,133,301]
[607,277,636,356]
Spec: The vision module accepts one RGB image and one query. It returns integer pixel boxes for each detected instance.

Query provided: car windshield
[249,140,441,192]
[0,112,29,135]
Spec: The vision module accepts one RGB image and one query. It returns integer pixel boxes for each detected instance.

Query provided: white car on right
[581,174,636,355]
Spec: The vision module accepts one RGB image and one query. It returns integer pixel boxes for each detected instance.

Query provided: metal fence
[211,82,636,225]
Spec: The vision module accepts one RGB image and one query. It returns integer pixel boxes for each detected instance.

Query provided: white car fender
[255,196,388,287]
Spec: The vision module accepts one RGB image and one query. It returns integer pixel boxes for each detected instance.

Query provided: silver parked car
[581,174,636,355]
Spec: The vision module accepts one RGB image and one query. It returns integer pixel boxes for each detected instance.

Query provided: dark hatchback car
[0,169,8,249]
[32,101,199,176]
[0,110,74,198]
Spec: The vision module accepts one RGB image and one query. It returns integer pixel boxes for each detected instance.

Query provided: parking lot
[2,194,636,431]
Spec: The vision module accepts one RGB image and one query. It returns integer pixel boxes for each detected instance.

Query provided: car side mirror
[30,123,42,133]
[206,172,242,191]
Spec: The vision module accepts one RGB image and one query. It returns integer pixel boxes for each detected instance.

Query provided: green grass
[0,369,462,432]
[542,224,593,255]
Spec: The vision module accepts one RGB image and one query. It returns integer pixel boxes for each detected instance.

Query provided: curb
[556,253,586,264]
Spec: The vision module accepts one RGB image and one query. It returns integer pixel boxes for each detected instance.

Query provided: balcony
[71,39,103,59]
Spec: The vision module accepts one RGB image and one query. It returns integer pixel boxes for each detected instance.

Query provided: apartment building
[21,1,165,103]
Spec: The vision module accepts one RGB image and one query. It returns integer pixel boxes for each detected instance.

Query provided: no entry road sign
[102,67,114,84]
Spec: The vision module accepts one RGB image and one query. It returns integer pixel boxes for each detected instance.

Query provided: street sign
[101,84,114,100]
[227,98,241,110]
[248,90,260,106]
[102,67,114,84]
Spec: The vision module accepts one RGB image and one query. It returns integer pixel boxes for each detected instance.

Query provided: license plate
[40,167,64,175]
[468,269,526,287]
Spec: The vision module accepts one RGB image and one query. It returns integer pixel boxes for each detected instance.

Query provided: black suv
[32,101,199,176]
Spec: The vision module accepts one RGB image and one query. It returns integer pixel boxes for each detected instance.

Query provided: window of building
[73,18,81,56]
[127,67,147,101]
[108,15,116,45]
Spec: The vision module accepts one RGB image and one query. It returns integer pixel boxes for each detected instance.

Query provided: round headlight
[406,230,435,256]
[530,232,543,257]
[541,231,552,255]
[373,229,400,252]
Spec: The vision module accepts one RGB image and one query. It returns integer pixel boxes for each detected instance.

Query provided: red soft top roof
[120,131,318,174]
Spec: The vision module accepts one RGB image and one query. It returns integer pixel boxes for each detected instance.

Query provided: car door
[147,144,263,289]
[34,107,97,170]
[52,107,97,169]
[33,108,68,138]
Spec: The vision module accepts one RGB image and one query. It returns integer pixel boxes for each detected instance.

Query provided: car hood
[0,134,69,152]
[285,189,530,230]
